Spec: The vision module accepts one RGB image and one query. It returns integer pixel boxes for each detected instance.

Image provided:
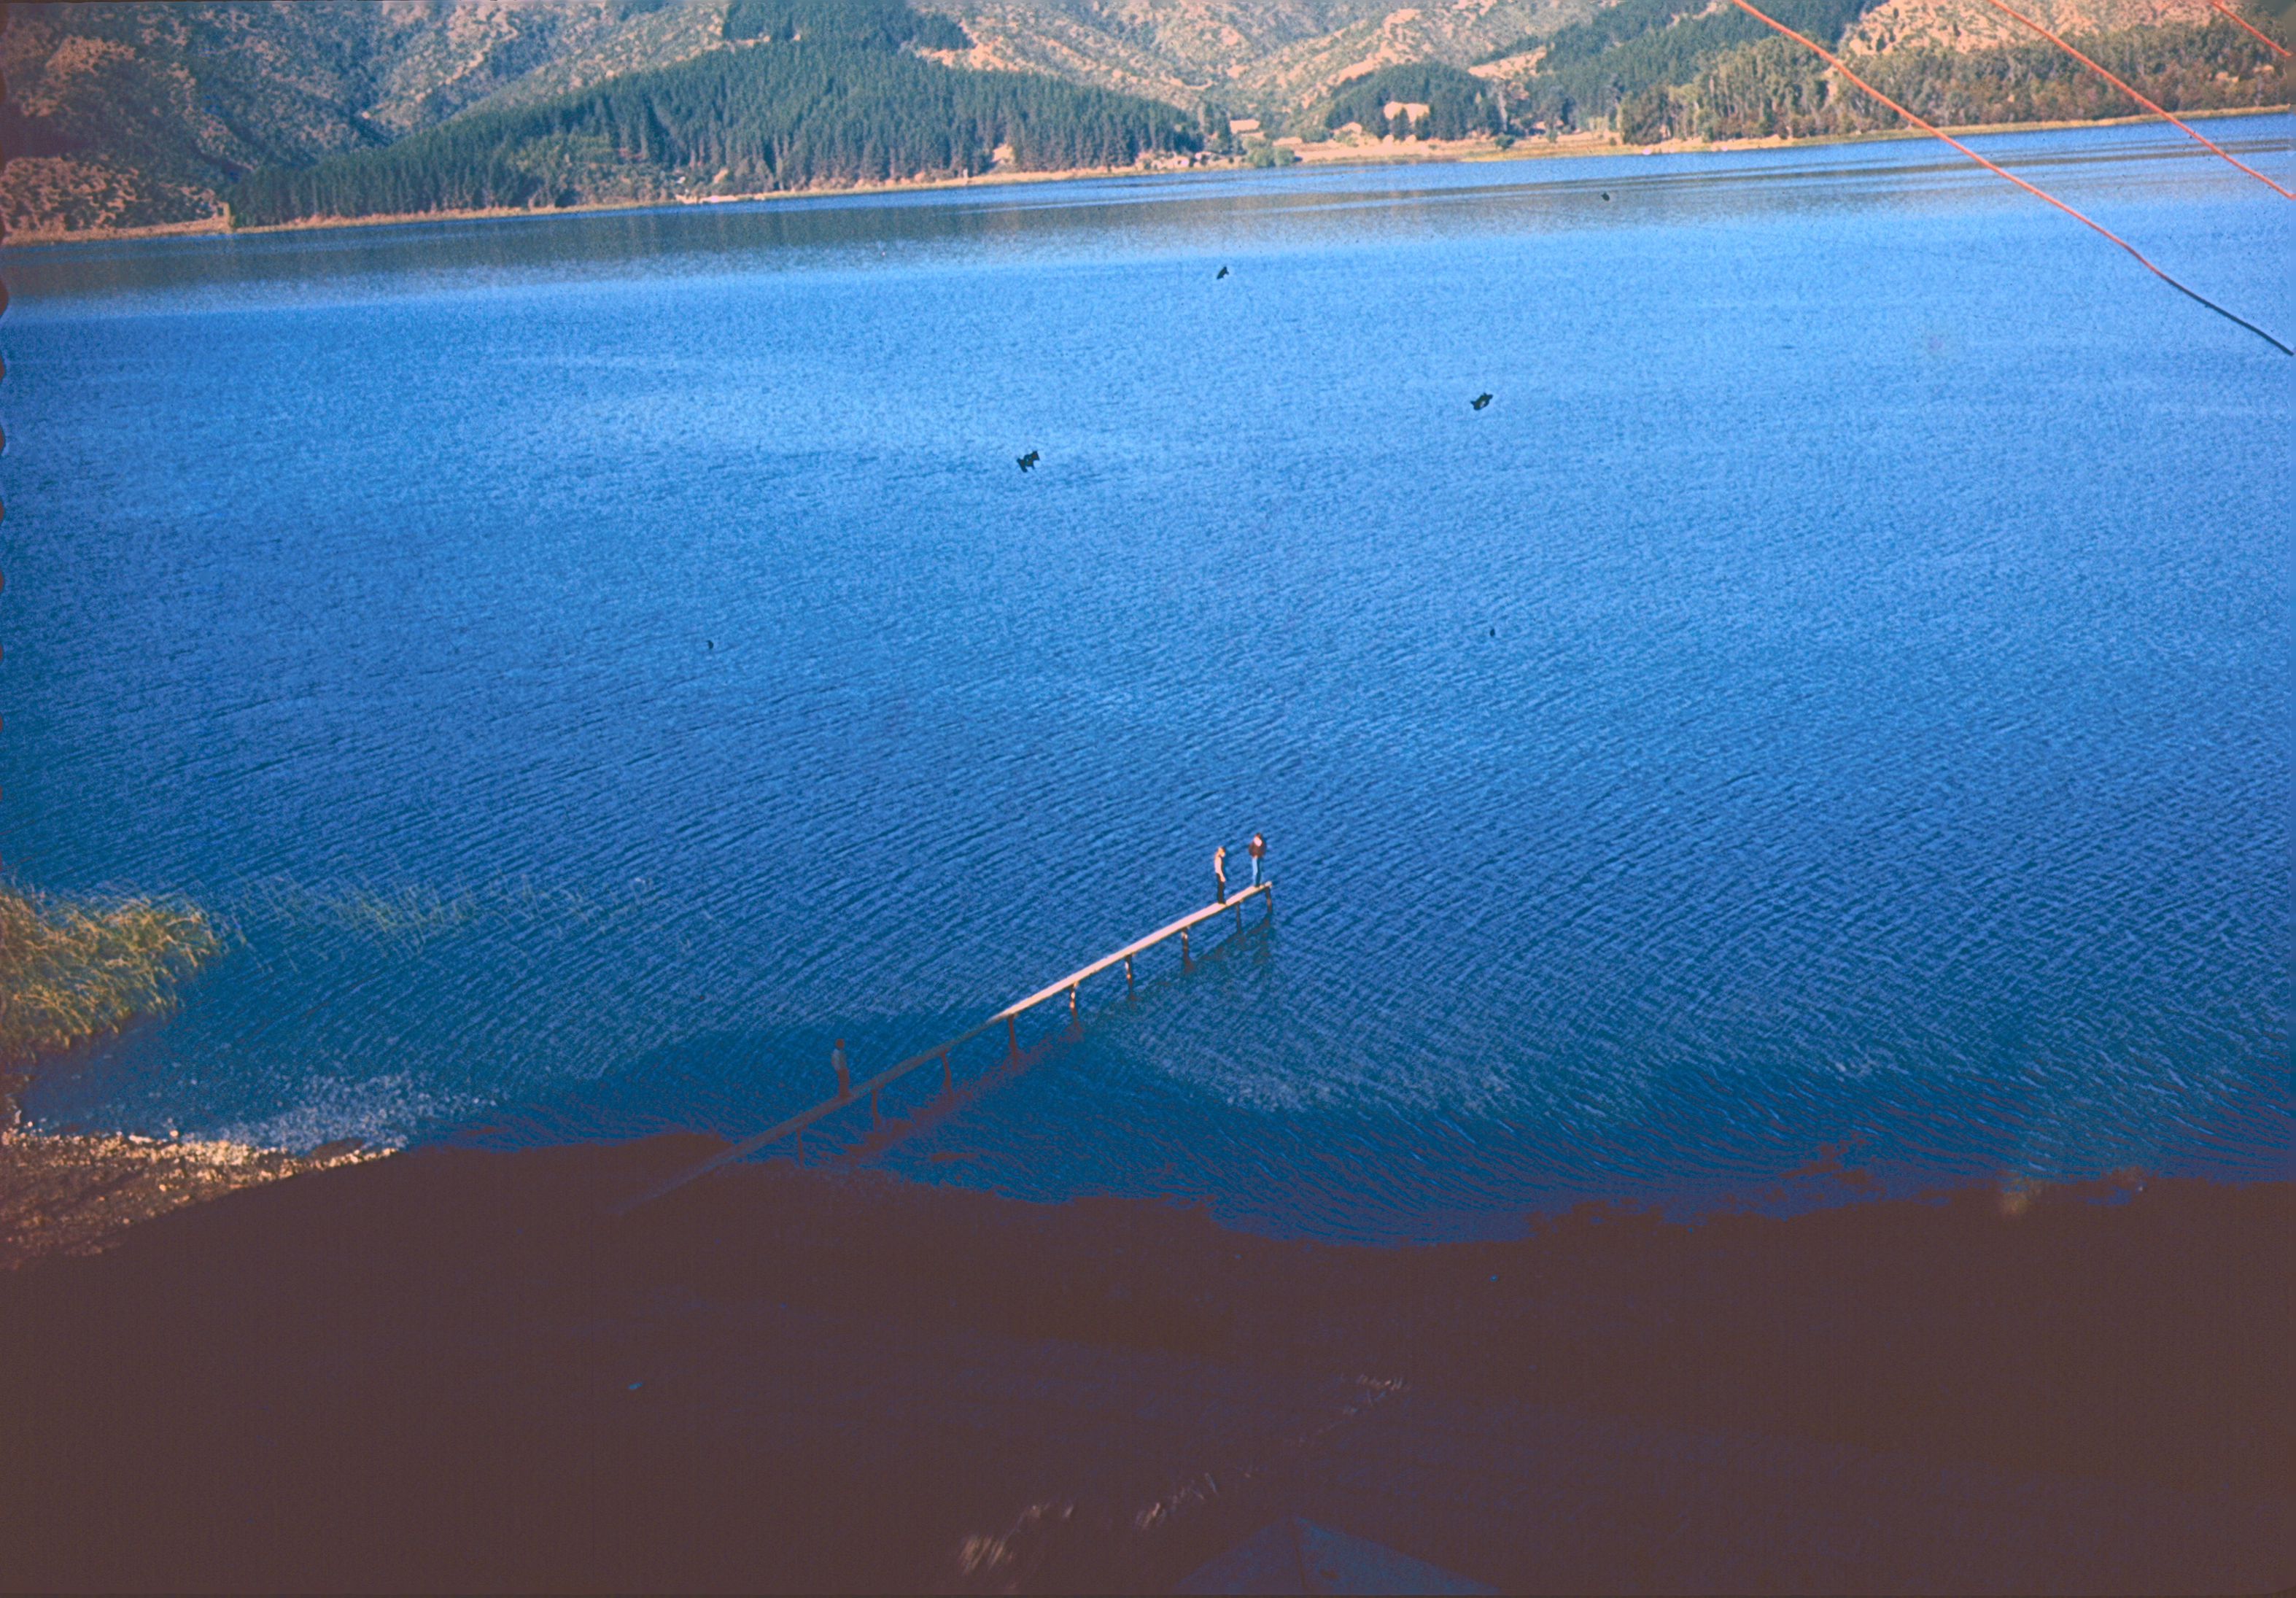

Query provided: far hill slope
[0,0,1597,238]
[1,0,2287,239]
[0,0,737,238]
[1845,0,2218,50]
[226,2,1206,227]
[921,0,1598,117]
[1468,0,2287,139]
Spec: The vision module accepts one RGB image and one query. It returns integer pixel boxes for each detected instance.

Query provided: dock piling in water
[615,881,1274,1213]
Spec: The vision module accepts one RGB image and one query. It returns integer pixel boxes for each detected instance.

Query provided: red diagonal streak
[1977,0,2291,198]
[1720,0,2294,355]
[2208,0,2291,57]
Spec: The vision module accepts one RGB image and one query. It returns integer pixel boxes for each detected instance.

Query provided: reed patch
[0,888,224,1068]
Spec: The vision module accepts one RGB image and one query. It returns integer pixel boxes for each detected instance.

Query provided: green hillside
[228,1,1202,226]
[1478,0,1883,125]
[1629,22,2289,143]
[1473,0,2287,138]
[1319,63,1505,138]
[0,0,742,236]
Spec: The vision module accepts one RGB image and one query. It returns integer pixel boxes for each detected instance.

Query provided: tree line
[1319,63,1507,139]
[1617,22,2289,143]
[230,1,1201,226]
[1483,0,1883,128]
[1475,0,2284,136]
[721,0,970,53]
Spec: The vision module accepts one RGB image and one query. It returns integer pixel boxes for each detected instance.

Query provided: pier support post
[629,880,1299,1212]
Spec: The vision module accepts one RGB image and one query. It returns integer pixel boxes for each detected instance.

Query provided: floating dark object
[1601,191,1612,201]
[707,640,715,650]
[1471,392,1493,411]
[1217,265,1230,279]
[1017,451,1040,472]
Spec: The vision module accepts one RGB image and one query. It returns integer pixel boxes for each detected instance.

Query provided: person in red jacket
[1249,832,1266,886]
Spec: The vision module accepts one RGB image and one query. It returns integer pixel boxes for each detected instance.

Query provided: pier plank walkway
[618,881,1273,1212]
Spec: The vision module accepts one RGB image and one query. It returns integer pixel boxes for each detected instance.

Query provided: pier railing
[617,880,1273,1212]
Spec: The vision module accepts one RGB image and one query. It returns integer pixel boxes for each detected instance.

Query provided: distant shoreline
[5,103,2286,250]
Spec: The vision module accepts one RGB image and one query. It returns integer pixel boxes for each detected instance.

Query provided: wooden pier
[617,880,1273,1212]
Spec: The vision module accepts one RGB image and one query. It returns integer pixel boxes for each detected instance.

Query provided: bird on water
[1217,265,1230,279]
[1017,450,1040,472]
[1471,392,1493,411]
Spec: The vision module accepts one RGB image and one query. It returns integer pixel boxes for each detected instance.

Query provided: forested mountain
[1477,0,1903,128]
[1472,0,2287,138]
[0,1,737,236]
[1615,20,2288,141]
[724,0,968,50]
[1317,63,1505,139]
[0,0,1589,238]
[228,3,1204,225]
[926,0,1591,115]
[0,0,2287,238]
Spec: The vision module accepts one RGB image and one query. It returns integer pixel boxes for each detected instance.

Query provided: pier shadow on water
[445,910,1279,1175]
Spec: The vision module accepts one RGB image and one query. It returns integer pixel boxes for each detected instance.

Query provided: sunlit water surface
[9,120,2290,1239]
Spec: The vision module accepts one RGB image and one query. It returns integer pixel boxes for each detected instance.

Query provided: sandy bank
[0,1130,380,1271]
[0,1136,2285,1592]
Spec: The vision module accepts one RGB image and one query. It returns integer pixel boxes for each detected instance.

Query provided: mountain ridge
[1,0,2285,241]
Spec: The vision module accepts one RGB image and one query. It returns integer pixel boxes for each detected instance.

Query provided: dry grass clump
[0,888,224,1068]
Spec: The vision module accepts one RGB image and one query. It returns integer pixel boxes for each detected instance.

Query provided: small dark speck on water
[23,130,2282,1238]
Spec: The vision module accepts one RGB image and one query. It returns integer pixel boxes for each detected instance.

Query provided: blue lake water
[7,120,2290,1239]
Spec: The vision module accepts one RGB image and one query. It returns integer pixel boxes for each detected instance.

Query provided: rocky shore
[0,1128,379,1271]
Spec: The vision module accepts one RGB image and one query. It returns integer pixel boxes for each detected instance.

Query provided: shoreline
[1,1133,2286,1591]
[0,1127,380,1271]
[7,103,2285,250]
